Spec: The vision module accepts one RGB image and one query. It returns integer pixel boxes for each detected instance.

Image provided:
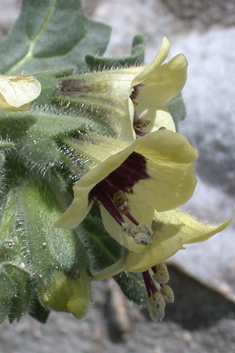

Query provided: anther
[122,223,152,246]
[152,263,170,284]
[113,190,130,214]
[133,118,151,131]
[160,285,174,303]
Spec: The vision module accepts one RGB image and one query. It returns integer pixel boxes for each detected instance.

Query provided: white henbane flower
[56,129,198,253]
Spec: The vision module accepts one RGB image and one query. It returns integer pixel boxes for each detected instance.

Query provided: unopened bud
[40,270,90,320]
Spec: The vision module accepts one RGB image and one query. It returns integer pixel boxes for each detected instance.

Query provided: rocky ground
[0,0,235,352]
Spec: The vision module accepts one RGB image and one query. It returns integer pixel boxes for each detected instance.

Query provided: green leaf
[85,35,146,71]
[81,205,124,271]
[114,272,147,306]
[0,0,111,75]
[0,111,36,141]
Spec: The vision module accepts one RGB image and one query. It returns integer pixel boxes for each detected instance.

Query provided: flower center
[89,151,153,245]
[133,115,151,136]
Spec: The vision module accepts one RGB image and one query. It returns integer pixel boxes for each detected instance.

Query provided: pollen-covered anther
[133,118,151,131]
[160,284,175,303]
[147,291,166,322]
[122,223,153,246]
[113,190,130,214]
[152,262,170,284]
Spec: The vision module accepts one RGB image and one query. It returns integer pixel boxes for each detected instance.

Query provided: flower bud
[40,270,90,319]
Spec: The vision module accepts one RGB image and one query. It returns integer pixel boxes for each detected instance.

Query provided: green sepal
[0,189,33,322]
[0,111,37,141]
[0,0,111,75]
[114,272,148,306]
[81,205,124,271]
[0,269,17,323]
[0,140,15,151]
[85,35,146,71]
[0,188,30,267]
[3,109,111,190]
[20,184,91,319]
[29,112,111,138]
[28,291,51,324]
[167,93,187,131]
[2,264,31,323]
[0,151,6,195]
[33,73,60,106]
[33,69,76,105]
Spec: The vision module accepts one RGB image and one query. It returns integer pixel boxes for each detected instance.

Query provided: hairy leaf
[0,0,111,75]
[85,35,146,71]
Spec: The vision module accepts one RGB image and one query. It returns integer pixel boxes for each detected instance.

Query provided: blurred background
[0,0,235,352]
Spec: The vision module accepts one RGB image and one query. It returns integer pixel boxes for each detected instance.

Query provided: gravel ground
[0,1,235,352]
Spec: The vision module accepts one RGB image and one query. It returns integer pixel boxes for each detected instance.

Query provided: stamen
[160,285,174,303]
[89,151,151,244]
[122,223,152,245]
[133,117,151,137]
[125,212,139,225]
[143,270,166,321]
[133,118,151,130]
[152,263,170,284]
[143,266,174,322]
[147,292,166,322]
[93,185,125,226]
[142,270,157,297]
[113,190,130,214]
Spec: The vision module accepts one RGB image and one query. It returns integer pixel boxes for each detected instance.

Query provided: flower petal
[93,210,232,280]
[0,75,41,110]
[56,130,197,230]
[59,70,139,141]
[99,205,147,253]
[134,129,198,211]
[131,37,188,133]
[132,37,171,87]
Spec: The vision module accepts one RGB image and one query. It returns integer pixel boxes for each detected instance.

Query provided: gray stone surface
[0,0,235,352]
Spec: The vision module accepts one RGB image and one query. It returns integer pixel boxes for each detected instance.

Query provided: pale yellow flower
[59,37,187,140]
[56,129,198,253]
[0,75,41,110]
[92,209,231,322]
[93,209,232,279]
